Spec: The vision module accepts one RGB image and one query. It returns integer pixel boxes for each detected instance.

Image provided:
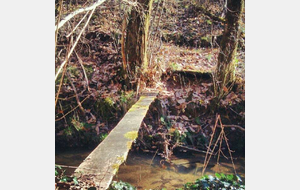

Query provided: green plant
[169,62,179,71]
[95,96,117,120]
[206,54,212,62]
[200,36,212,42]
[84,65,94,78]
[55,165,70,183]
[119,90,135,113]
[120,91,134,104]
[105,97,115,107]
[172,129,187,143]
[55,164,62,177]
[64,126,73,136]
[71,115,85,131]
[179,173,244,190]
[160,116,172,128]
[109,180,136,190]
[206,20,212,25]
[67,65,80,77]
[100,133,108,141]
[55,165,79,185]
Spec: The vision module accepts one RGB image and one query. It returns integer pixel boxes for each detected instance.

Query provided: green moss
[127,96,148,112]
[83,65,94,78]
[112,163,120,171]
[63,126,73,136]
[120,91,134,103]
[67,65,80,77]
[99,133,108,141]
[206,19,212,25]
[71,116,84,131]
[200,36,212,42]
[124,131,138,140]
[169,62,179,71]
[117,155,125,163]
[206,53,212,61]
[126,141,133,149]
[105,97,115,106]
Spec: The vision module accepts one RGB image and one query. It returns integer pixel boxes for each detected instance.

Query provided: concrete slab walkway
[74,94,157,189]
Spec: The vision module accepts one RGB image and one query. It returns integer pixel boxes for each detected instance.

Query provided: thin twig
[55,0,64,51]
[55,41,71,109]
[199,114,220,175]
[74,50,90,92]
[66,71,85,113]
[216,129,224,165]
[55,95,90,121]
[55,0,106,31]
[220,124,245,131]
[150,149,158,166]
[220,149,229,160]
[58,100,68,124]
[219,118,237,175]
[57,164,78,169]
[201,126,223,176]
[176,145,213,155]
[203,114,219,164]
[229,106,244,117]
[66,11,90,38]
[58,94,78,100]
[55,7,96,81]
[200,115,238,176]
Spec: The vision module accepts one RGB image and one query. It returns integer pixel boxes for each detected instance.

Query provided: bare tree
[123,0,154,88]
[214,0,244,101]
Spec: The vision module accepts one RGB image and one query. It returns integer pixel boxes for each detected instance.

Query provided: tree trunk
[124,0,154,89]
[215,0,244,99]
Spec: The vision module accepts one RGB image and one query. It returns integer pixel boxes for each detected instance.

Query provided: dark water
[55,149,92,176]
[55,149,245,189]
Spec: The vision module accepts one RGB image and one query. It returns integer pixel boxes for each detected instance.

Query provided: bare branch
[55,7,96,81]
[66,11,89,38]
[220,124,245,131]
[55,95,91,121]
[55,0,106,31]
[66,71,85,113]
[74,50,90,91]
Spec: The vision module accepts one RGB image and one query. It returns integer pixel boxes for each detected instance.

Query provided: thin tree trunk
[215,0,244,99]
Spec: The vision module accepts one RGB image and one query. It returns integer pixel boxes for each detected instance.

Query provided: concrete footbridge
[74,92,158,189]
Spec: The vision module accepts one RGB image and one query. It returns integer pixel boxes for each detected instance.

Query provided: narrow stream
[113,151,245,189]
[56,149,244,189]
[55,149,92,176]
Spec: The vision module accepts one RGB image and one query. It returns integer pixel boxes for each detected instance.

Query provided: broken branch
[55,0,106,31]
[220,124,245,131]
[55,7,96,81]
[55,95,90,121]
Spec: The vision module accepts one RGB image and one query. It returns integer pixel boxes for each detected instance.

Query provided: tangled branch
[55,7,96,81]
[55,0,107,31]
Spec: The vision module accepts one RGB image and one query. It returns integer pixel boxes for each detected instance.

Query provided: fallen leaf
[182,115,189,120]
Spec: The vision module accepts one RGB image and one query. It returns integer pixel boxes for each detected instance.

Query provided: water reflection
[114,151,245,189]
[55,149,92,175]
[55,149,245,189]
